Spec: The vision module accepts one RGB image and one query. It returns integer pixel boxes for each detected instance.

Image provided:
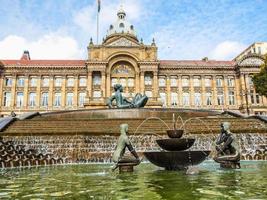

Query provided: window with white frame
[54,93,61,107]
[16,92,24,107]
[182,76,189,87]
[170,77,177,87]
[66,93,73,106]
[79,92,86,106]
[171,92,178,106]
[29,77,37,87]
[145,75,152,86]
[17,76,25,87]
[55,77,62,87]
[206,92,212,105]
[93,91,101,98]
[29,92,36,107]
[145,91,153,98]
[216,77,223,87]
[228,91,235,105]
[42,77,49,87]
[182,92,190,106]
[93,74,101,86]
[205,77,211,87]
[79,77,87,87]
[194,92,201,106]
[128,78,134,87]
[67,77,74,87]
[193,76,201,87]
[217,92,224,105]
[158,77,166,87]
[227,77,235,87]
[159,92,167,107]
[248,76,254,86]
[3,92,11,107]
[5,77,12,87]
[111,78,117,86]
[41,92,49,107]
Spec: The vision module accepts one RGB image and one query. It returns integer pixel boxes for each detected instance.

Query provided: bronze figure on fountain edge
[112,124,140,172]
[107,84,148,109]
[213,122,241,169]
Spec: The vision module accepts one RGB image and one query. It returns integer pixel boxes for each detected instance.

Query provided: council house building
[0,8,266,116]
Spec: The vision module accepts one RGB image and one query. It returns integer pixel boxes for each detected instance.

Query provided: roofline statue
[107,84,148,109]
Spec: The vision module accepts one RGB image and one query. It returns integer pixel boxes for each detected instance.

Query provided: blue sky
[0,0,266,60]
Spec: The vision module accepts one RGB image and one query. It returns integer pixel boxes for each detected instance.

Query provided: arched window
[119,23,124,28]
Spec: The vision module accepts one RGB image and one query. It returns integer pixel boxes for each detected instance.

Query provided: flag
[97,0,101,12]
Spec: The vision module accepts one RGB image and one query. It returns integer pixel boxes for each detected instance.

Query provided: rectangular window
[67,77,74,87]
[159,92,167,107]
[93,74,101,86]
[193,76,201,87]
[206,92,212,105]
[250,90,255,104]
[120,78,126,87]
[79,77,87,87]
[17,76,25,87]
[216,77,223,87]
[158,77,166,87]
[145,75,152,86]
[227,77,235,87]
[256,94,260,104]
[248,76,253,86]
[54,93,61,107]
[16,92,24,107]
[182,77,189,87]
[128,78,134,87]
[55,77,62,87]
[29,92,36,107]
[182,92,190,106]
[41,93,49,107]
[42,77,49,87]
[79,92,86,106]
[5,77,12,87]
[205,77,211,87]
[194,92,201,106]
[93,91,101,98]
[66,93,73,106]
[30,77,37,87]
[171,92,178,106]
[228,91,235,105]
[217,92,224,105]
[170,77,177,87]
[3,92,11,107]
[111,78,117,86]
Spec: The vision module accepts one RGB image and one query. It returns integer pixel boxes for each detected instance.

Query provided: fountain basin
[166,129,184,138]
[156,138,195,151]
[144,151,210,170]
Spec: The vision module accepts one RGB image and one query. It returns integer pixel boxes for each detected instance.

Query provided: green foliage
[252,55,267,97]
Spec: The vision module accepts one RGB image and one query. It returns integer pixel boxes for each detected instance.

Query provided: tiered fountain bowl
[144,129,210,170]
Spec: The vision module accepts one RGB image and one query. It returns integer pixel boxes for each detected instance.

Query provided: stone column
[48,76,54,109]
[23,76,29,109]
[201,75,206,107]
[178,75,183,107]
[61,76,66,107]
[140,71,145,94]
[10,75,17,109]
[101,71,106,97]
[234,75,241,108]
[212,75,217,106]
[87,71,92,98]
[36,76,41,108]
[240,74,246,106]
[189,76,194,107]
[106,72,111,97]
[135,72,140,94]
[153,71,158,98]
[166,76,171,107]
[223,75,229,107]
[73,75,78,108]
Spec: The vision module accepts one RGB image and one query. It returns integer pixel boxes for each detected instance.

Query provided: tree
[252,55,267,97]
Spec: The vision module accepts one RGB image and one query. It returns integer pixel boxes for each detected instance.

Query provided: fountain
[144,114,210,170]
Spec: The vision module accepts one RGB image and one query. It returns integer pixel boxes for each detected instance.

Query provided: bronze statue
[214,122,241,169]
[107,84,148,108]
[112,124,140,171]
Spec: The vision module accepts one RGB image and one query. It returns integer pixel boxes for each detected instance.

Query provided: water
[0,161,266,199]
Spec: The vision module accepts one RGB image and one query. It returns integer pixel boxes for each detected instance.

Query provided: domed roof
[106,6,137,38]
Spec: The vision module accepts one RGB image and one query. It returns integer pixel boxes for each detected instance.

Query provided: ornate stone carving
[239,58,264,66]
[108,38,139,47]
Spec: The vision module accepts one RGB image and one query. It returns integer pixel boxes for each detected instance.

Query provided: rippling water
[0,161,266,200]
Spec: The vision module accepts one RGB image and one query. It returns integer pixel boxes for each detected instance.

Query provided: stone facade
[0,9,266,116]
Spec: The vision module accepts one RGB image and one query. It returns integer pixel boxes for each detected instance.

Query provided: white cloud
[0,34,84,59]
[209,41,247,60]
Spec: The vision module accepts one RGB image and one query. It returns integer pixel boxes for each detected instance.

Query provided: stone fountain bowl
[144,151,210,170]
[156,138,195,151]
[166,129,184,138]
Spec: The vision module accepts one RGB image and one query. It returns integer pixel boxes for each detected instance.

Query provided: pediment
[106,37,140,47]
[238,55,264,66]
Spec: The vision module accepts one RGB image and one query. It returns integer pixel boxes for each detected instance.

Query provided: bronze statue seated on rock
[213,122,241,169]
[107,84,148,109]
